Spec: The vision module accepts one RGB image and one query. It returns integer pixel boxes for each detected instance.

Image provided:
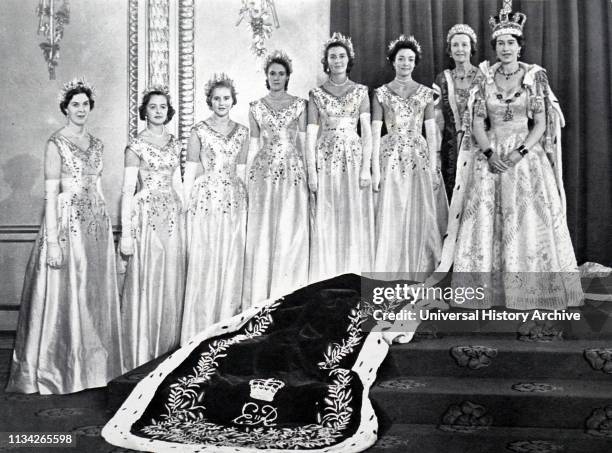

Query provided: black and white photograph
[1,0,611,452]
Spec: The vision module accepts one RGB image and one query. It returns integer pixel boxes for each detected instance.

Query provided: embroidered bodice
[193,121,248,180]
[128,136,181,193]
[310,85,368,135]
[51,133,103,193]
[249,98,306,183]
[375,85,434,136]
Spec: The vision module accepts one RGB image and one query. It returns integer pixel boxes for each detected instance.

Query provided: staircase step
[370,376,612,429]
[380,336,612,380]
[367,423,612,453]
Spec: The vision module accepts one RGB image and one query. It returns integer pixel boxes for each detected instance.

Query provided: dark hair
[491,34,525,55]
[139,91,175,124]
[387,41,422,66]
[59,86,95,115]
[446,33,477,58]
[205,81,238,108]
[265,58,291,90]
[322,43,354,74]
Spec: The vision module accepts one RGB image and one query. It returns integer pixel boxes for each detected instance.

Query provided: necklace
[393,77,414,87]
[452,67,475,82]
[496,65,522,80]
[146,126,166,137]
[328,77,349,87]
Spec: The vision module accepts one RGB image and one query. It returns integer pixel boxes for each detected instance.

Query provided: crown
[142,84,170,99]
[249,378,285,402]
[446,24,477,44]
[322,32,355,59]
[204,73,236,98]
[489,0,527,40]
[387,35,422,55]
[263,49,293,73]
[57,77,96,104]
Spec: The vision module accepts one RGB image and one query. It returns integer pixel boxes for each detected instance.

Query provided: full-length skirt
[6,192,123,394]
[181,176,246,344]
[120,189,186,371]
[374,133,444,279]
[243,165,309,307]
[309,132,375,282]
[452,131,583,309]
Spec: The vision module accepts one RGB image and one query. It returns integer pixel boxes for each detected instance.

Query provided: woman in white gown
[181,74,249,344]
[441,5,583,309]
[372,35,447,279]
[119,86,185,371]
[307,32,375,282]
[243,50,309,307]
[7,79,123,394]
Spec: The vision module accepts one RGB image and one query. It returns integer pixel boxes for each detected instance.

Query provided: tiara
[489,0,527,40]
[322,32,355,59]
[249,378,285,402]
[204,73,236,98]
[446,24,477,44]
[263,49,293,73]
[142,84,170,99]
[57,77,96,104]
[387,35,422,55]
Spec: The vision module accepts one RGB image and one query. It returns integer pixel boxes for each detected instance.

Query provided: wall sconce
[236,0,280,58]
[37,0,70,80]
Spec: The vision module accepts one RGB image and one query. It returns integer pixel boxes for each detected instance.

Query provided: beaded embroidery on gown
[309,85,375,282]
[121,136,186,371]
[243,98,309,307]
[448,62,583,309]
[6,133,123,394]
[373,85,446,278]
[181,121,248,344]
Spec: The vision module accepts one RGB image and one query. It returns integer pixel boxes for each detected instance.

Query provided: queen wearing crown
[441,2,583,309]
[242,51,309,307]
[7,79,123,394]
[433,24,484,200]
[307,32,375,282]
[181,74,249,343]
[372,35,447,278]
[118,85,186,371]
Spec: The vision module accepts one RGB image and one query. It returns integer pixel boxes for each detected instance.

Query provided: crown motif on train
[141,84,170,99]
[204,73,236,98]
[249,378,285,402]
[489,0,527,39]
[322,32,355,59]
[446,24,477,44]
[57,77,96,103]
[387,35,422,54]
[263,49,293,73]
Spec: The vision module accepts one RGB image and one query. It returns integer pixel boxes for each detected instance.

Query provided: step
[370,376,612,429]
[366,423,612,453]
[379,336,612,380]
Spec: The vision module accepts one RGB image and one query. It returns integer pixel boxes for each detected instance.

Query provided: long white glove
[96,177,106,201]
[183,161,199,209]
[306,124,319,193]
[243,136,260,184]
[371,120,383,192]
[120,166,138,256]
[359,113,372,188]
[425,118,440,173]
[44,179,63,268]
[296,131,307,172]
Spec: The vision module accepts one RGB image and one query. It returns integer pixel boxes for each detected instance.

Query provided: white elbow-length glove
[171,166,184,210]
[306,124,319,193]
[425,118,442,191]
[371,120,383,192]
[359,113,372,188]
[120,166,138,256]
[45,179,63,268]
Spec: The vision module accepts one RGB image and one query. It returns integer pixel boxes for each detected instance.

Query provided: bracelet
[517,144,529,157]
[483,148,493,159]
